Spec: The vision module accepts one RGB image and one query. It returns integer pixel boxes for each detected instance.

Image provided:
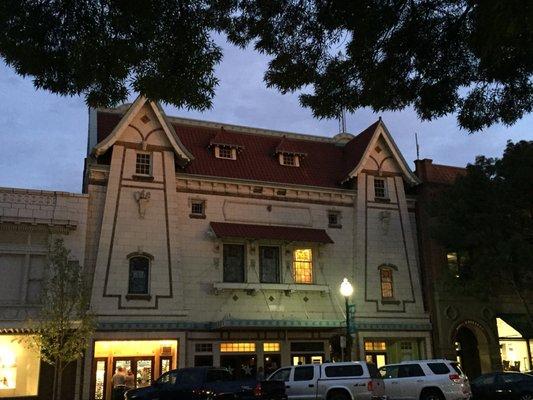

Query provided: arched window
[128,256,150,295]
[379,266,395,299]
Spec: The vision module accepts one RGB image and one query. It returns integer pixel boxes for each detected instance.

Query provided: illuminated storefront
[0,335,40,398]
[497,317,532,372]
[363,338,429,368]
[91,340,178,400]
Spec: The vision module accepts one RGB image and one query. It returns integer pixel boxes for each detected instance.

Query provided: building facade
[80,97,432,400]
[0,187,88,399]
[415,158,533,380]
[0,96,432,400]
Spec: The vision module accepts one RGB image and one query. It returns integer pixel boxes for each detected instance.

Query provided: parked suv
[379,359,471,400]
[267,361,385,400]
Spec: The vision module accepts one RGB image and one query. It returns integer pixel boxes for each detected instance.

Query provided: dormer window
[209,127,243,161]
[280,153,299,167]
[215,146,236,160]
[275,136,306,167]
[136,153,151,176]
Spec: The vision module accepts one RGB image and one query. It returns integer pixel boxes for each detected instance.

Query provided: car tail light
[449,374,461,383]
[367,380,373,391]
[253,382,262,397]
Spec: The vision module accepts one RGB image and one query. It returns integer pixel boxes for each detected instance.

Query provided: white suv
[379,359,471,400]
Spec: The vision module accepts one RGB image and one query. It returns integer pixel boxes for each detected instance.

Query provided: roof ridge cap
[166,115,338,143]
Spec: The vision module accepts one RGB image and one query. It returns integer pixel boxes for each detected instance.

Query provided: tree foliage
[0,0,228,109]
[1,1,532,131]
[23,238,94,400]
[228,0,533,132]
[431,140,533,326]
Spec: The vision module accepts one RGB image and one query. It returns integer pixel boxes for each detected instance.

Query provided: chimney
[414,158,433,182]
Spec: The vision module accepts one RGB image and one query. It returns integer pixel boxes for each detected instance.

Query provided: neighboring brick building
[80,97,432,400]
[415,159,533,379]
[0,188,88,399]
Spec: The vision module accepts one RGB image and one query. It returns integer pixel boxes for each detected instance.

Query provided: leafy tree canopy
[0,0,229,109]
[228,0,533,131]
[1,1,532,131]
[431,140,533,324]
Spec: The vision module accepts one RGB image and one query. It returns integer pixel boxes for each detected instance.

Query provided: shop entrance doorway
[112,357,154,388]
[91,340,178,400]
[455,327,481,379]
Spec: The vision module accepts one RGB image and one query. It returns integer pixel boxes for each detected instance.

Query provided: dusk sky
[1,39,532,193]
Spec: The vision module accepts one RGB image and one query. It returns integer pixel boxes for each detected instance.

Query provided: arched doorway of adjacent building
[453,321,492,380]
[455,326,481,379]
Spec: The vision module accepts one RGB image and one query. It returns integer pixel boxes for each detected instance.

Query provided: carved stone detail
[133,190,151,219]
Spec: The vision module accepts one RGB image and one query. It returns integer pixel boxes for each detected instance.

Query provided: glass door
[92,358,107,400]
[135,358,154,388]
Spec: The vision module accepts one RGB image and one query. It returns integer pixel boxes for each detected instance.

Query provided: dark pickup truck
[125,366,287,400]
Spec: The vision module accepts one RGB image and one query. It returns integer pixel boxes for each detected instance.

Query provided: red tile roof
[210,222,334,243]
[95,111,380,188]
[275,136,308,156]
[342,121,379,176]
[415,159,466,185]
[209,127,244,149]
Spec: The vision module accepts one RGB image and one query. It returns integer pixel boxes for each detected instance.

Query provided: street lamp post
[340,278,354,361]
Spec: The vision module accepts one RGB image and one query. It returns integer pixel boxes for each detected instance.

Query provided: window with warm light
[0,335,40,397]
[380,268,394,299]
[263,343,280,352]
[220,343,256,352]
[364,341,387,351]
[293,249,313,284]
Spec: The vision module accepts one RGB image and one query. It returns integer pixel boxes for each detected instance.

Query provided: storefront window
[220,343,255,352]
[497,318,531,372]
[0,335,40,398]
[263,343,280,352]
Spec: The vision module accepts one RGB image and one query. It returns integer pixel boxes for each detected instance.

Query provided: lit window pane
[220,343,256,352]
[293,249,313,284]
[380,269,393,299]
[263,343,280,352]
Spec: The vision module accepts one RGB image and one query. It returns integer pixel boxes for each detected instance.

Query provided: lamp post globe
[339,278,354,361]
[340,278,353,297]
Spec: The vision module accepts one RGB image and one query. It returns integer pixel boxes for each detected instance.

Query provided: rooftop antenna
[338,109,347,133]
[415,132,420,160]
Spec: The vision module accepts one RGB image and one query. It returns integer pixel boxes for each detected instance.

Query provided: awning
[209,222,334,244]
[499,314,533,338]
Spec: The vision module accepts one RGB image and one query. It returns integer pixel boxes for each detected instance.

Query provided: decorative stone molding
[0,191,56,206]
[133,189,151,218]
[445,305,459,321]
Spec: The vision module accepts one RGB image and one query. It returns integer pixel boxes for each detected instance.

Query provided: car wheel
[520,394,533,400]
[420,389,444,400]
